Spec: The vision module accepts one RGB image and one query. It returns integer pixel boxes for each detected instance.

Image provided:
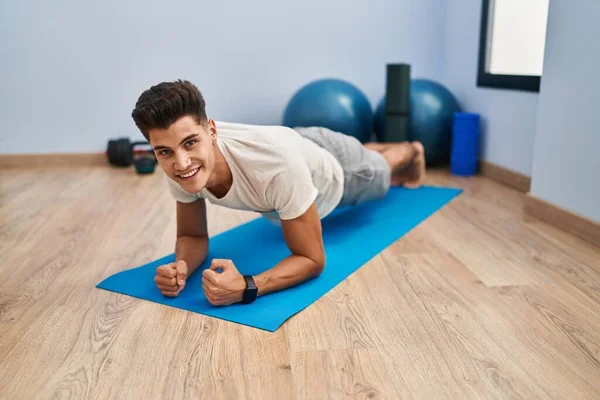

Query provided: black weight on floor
[107,138,122,166]
[107,137,132,166]
[119,138,133,166]
[106,138,152,167]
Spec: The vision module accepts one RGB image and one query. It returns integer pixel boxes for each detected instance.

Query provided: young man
[131,80,426,306]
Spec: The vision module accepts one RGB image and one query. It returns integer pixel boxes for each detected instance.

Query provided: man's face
[148,116,217,194]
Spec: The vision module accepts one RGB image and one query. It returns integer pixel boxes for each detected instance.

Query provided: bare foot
[402,141,426,189]
[364,142,391,152]
[364,141,426,188]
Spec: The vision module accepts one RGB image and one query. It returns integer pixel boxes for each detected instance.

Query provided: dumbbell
[106,137,157,174]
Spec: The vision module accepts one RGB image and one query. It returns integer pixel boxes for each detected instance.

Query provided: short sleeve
[165,176,201,203]
[265,155,318,220]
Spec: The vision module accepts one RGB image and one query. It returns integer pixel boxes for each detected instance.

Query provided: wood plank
[479,160,532,193]
[484,285,600,394]
[423,195,553,287]
[283,236,475,353]
[366,251,549,399]
[284,257,386,353]
[0,153,107,168]
[291,349,400,399]
[427,168,527,219]
[34,299,294,399]
[378,252,600,399]
[0,285,142,398]
[519,221,600,318]
[525,192,600,248]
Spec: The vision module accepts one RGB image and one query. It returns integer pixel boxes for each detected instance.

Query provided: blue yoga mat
[97,186,461,331]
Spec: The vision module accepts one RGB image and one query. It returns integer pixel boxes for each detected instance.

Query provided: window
[477,0,550,92]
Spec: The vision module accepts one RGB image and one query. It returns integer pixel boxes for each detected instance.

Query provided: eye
[158,149,171,156]
[185,139,198,147]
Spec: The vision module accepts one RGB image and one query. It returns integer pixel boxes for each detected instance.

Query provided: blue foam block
[96,186,461,331]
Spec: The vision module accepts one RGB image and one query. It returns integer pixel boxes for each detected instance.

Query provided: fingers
[158,280,183,297]
[202,275,219,292]
[156,264,177,278]
[210,258,232,272]
[202,271,223,305]
[155,275,177,287]
[202,284,215,303]
[156,262,186,297]
[202,284,226,306]
[175,260,188,286]
[202,268,219,285]
[156,283,181,297]
[202,259,242,306]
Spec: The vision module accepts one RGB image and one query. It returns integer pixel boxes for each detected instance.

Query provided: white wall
[530,1,600,222]
[444,0,540,176]
[0,0,447,154]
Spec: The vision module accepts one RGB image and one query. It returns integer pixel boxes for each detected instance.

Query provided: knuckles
[206,297,223,306]
[210,258,233,267]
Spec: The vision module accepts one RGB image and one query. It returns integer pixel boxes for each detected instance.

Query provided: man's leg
[293,126,426,208]
[364,141,426,188]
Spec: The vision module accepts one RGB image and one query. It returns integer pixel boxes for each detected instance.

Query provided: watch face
[242,276,258,303]
[245,284,257,295]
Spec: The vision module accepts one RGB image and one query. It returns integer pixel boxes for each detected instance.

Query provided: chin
[174,168,207,193]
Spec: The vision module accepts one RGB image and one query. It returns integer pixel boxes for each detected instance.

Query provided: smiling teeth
[180,168,199,178]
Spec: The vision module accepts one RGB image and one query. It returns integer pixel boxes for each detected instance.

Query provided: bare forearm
[175,235,208,276]
[254,254,324,297]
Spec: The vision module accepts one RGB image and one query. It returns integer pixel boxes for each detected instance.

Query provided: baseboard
[479,161,532,193]
[525,193,600,247]
[0,152,107,168]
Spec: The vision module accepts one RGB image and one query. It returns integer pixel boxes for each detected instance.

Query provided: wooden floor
[1,165,599,399]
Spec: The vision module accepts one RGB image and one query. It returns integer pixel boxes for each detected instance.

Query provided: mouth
[177,167,200,180]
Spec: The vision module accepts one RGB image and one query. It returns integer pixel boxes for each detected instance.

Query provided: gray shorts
[293,126,391,208]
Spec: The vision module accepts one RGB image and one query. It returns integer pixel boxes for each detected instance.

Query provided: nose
[173,151,192,171]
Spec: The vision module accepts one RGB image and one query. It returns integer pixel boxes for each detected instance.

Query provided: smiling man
[131,80,425,306]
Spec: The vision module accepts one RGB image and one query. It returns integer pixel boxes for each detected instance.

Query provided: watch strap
[242,275,258,304]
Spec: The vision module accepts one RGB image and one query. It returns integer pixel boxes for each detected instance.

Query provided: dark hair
[131,79,207,140]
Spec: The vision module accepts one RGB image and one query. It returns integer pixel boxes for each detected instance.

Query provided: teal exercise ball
[373,79,460,165]
[282,78,374,143]
[410,79,461,165]
[374,97,385,142]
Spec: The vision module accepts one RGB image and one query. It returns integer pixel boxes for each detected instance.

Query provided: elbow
[311,254,326,277]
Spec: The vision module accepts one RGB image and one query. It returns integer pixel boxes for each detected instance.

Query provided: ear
[207,119,217,140]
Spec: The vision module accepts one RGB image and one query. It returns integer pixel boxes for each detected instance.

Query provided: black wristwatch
[242,275,258,304]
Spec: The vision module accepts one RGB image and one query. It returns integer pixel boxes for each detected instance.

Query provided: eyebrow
[152,133,200,151]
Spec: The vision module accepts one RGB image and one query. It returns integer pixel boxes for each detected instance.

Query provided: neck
[205,143,232,198]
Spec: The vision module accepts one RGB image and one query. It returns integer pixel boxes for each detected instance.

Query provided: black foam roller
[384,63,411,142]
[385,64,410,114]
[384,115,409,143]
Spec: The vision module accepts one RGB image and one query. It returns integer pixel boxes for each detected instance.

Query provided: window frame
[477,0,542,92]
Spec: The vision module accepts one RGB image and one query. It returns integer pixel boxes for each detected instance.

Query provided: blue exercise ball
[283,78,373,143]
[373,79,461,165]
[374,97,385,142]
[410,79,461,165]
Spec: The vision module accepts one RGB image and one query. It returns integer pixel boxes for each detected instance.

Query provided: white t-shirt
[166,121,345,223]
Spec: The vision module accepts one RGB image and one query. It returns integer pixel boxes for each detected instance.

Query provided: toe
[411,141,424,155]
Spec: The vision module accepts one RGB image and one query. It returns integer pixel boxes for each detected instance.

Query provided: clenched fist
[202,259,246,306]
[154,260,188,297]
